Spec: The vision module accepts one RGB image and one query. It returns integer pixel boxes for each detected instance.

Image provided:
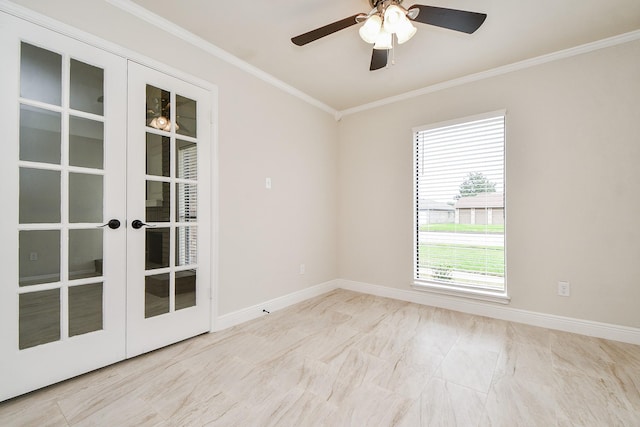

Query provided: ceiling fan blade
[291,14,361,46]
[369,49,388,71]
[408,5,487,34]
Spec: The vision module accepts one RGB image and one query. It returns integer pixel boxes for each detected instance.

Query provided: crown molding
[337,29,640,118]
[105,0,337,117]
[4,1,638,121]
[0,0,217,94]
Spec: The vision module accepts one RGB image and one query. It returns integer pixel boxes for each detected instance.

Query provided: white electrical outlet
[558,281,570,297]
[299,264,305,274]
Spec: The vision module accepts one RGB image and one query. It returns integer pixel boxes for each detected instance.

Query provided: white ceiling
[127,0,640,111]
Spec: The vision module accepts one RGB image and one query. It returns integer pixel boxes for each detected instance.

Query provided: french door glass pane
[70,59,104,115]
[19,168,60,224]
[146,85,171,131]
[68,283,103,336]
[69,229,103,280]
[69,173,103,223]
[145,181,170,222]
[19,230,60,286]
[19,105,61,164]
[176,95,196,138]
[176,226,197,266]
[69,116,104,169]
[176,140,197,180]
[175,270,196,310]
[19,289,60,350]
[20,42,61,106]
[146,133,170,177]
[146,228,170,269]
[176,183,197,222]
[145,274,169,318]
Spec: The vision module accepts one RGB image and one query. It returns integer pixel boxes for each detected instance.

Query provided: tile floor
[1,289,639,426]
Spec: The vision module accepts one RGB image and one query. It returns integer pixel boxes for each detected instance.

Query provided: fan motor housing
[369,0,403,9]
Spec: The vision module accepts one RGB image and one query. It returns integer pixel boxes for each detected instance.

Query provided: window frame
[412,110,509,303]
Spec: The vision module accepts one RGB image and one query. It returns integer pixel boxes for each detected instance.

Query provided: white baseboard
[213,279,340,331]
[212,278,640,345]
[337,279,640,345]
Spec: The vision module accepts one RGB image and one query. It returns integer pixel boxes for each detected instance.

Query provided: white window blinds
[414,112,505,291]
[177,143,197,265]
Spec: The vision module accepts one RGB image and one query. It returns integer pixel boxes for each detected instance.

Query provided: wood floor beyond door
[1,289,639,426]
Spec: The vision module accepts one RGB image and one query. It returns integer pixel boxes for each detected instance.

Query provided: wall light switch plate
[265,177,272,189]
[558,281,570,297]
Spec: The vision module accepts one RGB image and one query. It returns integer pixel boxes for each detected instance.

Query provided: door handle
[131,219,155,229]
[98,219,121,229]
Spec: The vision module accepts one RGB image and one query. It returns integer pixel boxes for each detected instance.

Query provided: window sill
[412,281,511,304]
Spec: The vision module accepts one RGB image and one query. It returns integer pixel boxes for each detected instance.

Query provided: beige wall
[338,40,640,328]
[10,1,640,328]
[11,0,339,315]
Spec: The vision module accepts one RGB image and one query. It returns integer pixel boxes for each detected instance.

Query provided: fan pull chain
[390,35,396,66]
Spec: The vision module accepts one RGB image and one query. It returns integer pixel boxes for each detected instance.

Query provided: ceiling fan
[291,0,487,71]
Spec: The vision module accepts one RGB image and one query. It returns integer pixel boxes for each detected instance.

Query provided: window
[413,111,506,297]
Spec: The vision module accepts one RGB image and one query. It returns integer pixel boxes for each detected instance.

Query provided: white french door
[0,13,128,401]
[0,13,212,401]
[126,62,211,357]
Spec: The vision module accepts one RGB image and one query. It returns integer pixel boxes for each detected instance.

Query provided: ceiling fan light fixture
[373,28,392,50]
[359,14,382,44]
[383,4,407,33]
[149,115,172,131]
[156,116,169,128]
[395,18,417,44]
[290,2,487,70]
